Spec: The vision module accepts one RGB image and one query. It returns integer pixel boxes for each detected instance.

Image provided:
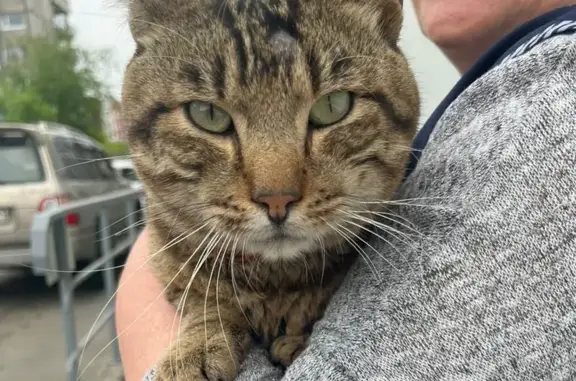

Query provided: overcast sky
[69,0,135,99]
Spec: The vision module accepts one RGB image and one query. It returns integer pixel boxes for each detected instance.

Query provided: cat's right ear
[126,0,166,54]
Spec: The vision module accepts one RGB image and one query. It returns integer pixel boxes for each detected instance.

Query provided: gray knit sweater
[145,32,576,381]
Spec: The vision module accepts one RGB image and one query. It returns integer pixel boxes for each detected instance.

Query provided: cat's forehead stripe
[215,0,302,87]
[219,3,249,86]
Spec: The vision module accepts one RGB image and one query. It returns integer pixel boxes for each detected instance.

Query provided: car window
[53,137,83,179]
[0,129,45,184]
[72,142,100,179]
[120,168,138,181]
[95,149,117,180]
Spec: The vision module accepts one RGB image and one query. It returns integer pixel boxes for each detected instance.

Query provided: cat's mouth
[252,229,300,243]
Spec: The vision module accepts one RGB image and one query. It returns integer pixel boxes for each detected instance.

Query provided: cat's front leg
[154,304,251,381]
[270,334,309,367]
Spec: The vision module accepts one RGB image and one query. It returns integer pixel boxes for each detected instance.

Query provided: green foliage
[0,29,110,141]
[102,141,130,157]
[0,84,57,122]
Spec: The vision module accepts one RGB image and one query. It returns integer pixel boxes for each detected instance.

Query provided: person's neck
[443,1,574,74]
[442,38,499,74]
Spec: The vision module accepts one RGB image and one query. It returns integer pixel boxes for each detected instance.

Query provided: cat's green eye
[187,101,232,134]
[309,91,353,127]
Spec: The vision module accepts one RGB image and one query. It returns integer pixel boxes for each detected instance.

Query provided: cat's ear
[126,0,168,53]
[350,0,404,45]
[375,0,404,44]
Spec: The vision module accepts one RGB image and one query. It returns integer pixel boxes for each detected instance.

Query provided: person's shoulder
[498,9,576,68]
[468,32,576,106]
[405,8,576,177]
[496,32,576,75]
[426,31,576,164]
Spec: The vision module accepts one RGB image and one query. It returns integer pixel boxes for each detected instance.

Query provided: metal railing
[30,188,144,381]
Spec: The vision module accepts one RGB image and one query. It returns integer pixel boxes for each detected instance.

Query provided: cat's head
[122,0,419,262]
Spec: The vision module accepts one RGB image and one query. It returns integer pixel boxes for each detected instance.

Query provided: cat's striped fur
[122,0,418,379]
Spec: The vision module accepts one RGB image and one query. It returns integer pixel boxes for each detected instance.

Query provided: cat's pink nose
[252,191,301,225]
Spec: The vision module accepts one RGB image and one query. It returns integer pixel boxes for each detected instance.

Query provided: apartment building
[0,0,68,63]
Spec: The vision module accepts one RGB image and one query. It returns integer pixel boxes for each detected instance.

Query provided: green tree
[0,29,110,141]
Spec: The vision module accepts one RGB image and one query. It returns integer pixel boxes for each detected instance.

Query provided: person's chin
[416,1,501,48]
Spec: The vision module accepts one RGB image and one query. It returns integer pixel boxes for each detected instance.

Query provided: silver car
[0,121,131,271]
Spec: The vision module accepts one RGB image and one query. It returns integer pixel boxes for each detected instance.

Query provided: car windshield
[0,130,45,184]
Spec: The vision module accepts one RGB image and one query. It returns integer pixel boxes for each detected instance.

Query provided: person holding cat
[116,0,576,380]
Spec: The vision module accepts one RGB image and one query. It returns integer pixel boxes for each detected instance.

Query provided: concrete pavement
[0,269,124,381]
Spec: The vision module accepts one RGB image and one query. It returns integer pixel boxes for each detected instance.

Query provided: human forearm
[116,229,179,381]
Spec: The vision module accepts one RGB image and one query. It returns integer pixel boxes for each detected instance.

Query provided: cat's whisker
[54,154,144,173]
[344,214,428,289]
[44,208,187,276]
[90,205,153,239]
[314,232,327,286]
[21,262,129,275]
[216,234,237,364]
[78,221,215,380]
[321,218,380,281]
[240,231,259,295]
[348,208,420,232]
[79,224,202,375]
[335,221,402,278]
[351,195,451,205]
[349,215,422,258]
[350,210,443,258]
[167,208,182,237]
[216,0,230,21]
[354,201,453,211]
[202,231,226,359]
[174,229,221,377]
[89,216,156,245]
[352,211,426,242]
[192,229,220,350]
[341,209,422,244]
[337,214,414,273]
[230,230,258,331]
[301,253,311,286]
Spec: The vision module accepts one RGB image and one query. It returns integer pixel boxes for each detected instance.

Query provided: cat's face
[122,0,419,261]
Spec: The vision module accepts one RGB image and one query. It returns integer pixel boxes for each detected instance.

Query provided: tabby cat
[122,0,419,379]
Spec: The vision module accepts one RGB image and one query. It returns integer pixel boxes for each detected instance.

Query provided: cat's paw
[154,343,239,381]
[270,335,309,367]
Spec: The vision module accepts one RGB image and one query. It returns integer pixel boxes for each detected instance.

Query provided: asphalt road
[0,269,123,381]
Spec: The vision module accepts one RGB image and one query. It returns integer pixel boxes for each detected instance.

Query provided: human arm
[115,228,180,381]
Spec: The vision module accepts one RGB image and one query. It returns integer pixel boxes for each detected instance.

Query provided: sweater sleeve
[235,33,576,381]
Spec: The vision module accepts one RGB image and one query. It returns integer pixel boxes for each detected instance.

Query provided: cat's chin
[243,236,316,262]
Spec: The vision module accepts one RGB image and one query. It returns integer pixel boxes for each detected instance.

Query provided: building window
[0,14,26,31]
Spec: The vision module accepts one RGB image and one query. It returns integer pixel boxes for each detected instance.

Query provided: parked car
[111,158,142,191]
[0,121,131,271]
[111,157,146,217]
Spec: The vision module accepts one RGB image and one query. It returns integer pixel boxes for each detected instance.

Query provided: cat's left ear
[350,0,404,45]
